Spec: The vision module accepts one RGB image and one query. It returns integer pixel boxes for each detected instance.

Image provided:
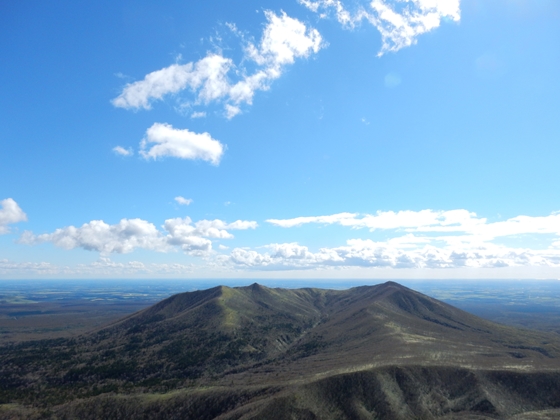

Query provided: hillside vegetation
[1,282,560,419]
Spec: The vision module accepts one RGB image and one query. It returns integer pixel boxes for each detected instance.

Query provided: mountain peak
[377,280,408,290]
[248,282,265,291]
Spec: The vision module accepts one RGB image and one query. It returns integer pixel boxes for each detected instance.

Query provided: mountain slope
[265,282,560,377]
[1,281,560,419]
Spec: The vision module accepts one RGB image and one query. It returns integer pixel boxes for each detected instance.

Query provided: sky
[1,0,560,280]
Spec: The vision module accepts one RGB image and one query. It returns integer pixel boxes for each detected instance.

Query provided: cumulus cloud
[299,0,460,55]
[112,11,323,117]
[0,198,27,234]
[14,205,560,274]
[164,217,257,245]
[229,238,560,271]
[229,208,560,271]
[140,123,224,165]
[230,248,274,267]
[19,219,166,254]
[175,196,193,206]
[20,216,257,257]
[112,146,133,156]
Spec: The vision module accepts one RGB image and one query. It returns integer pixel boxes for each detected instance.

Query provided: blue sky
[1,0,560,279]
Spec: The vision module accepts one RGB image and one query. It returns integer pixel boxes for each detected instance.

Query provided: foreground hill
[1,281,560,419]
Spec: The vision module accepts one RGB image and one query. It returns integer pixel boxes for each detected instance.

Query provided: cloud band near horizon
[7,198,560,276]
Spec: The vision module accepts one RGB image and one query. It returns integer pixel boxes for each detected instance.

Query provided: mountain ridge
[1,281,560,419]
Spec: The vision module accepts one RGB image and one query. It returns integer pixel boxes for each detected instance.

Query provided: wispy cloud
[0,198,27,234]
[112,146,133,156]
[140,123,225,165]
[112,11,324,117]
[190,111,207,119]
[266,209,560,241]
[175,196,193,206]
[299,0,460,56]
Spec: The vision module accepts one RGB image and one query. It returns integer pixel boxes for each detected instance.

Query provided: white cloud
[175,196,193,206]
[299,0,460,55]
[20,215,257,257]
[112,146,133,156]
[230,248,274,267]
[0,198,27,234]
[267,210,560,241]
[14,206,560,275]
[267,209,484,232]
[19,219,166,254]
[224,220,259,230]
[228,238,560,271]
[140,122,224,165]
[112,11,324,117]
[165,217,257,242]
[224,104,241,119]
[190,111,207,119]
[0,258,59,274]
[246,10,323,68]
[163,217,256,255]
[111,56,232,110]
[267,212,355,228]
[236,209,560,271]
[472,213,560,240]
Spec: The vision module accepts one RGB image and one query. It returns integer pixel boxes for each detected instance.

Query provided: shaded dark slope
[6,367,559,420]
[223,367,560,420]
[264,282,560,377]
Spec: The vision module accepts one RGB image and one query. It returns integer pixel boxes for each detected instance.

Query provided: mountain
[1,281,560,419]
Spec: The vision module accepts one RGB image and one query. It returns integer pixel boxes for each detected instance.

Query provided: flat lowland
[1,282,560,419]
[0,280,185,344]
[0,299,153,344]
